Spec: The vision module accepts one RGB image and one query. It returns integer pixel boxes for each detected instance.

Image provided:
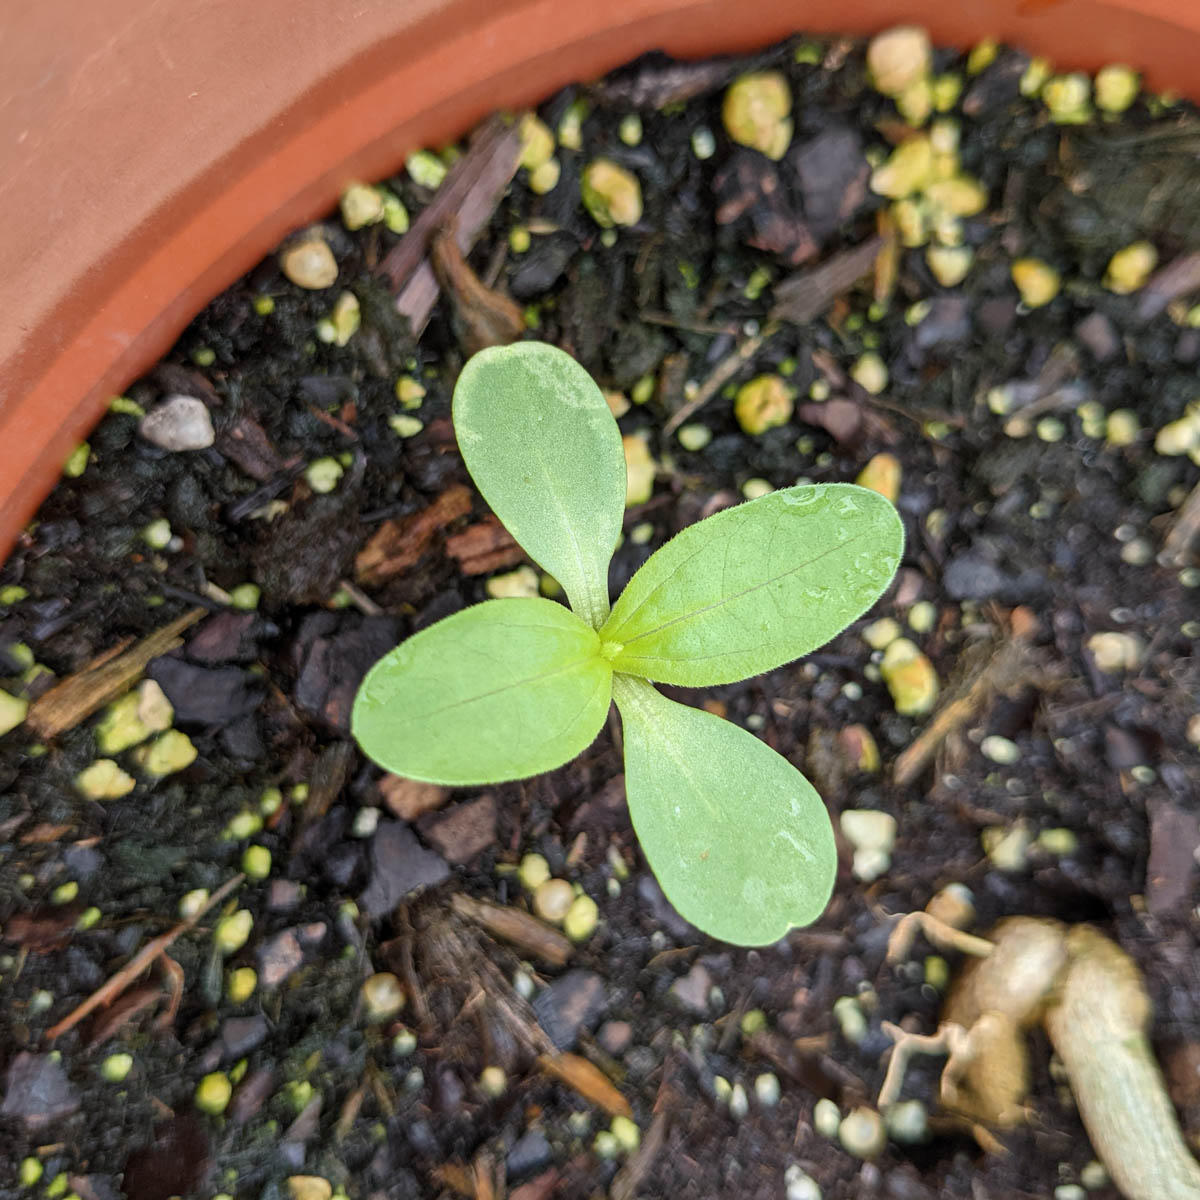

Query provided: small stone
[139,396,215,451]
[1043,73,1092,123]
[855,452,901,503]
[623,435,656,506]
[563,894,599,942]
[870,136,933,199]
[840,809,897,855]
[486,566,540,600]
[880,638,938,715]
[926,244,973,287]
[862,617,902,650]
[0,691,25,734]
[944,553,1008,600]
[832,995,868,1044]
[1075,311,1120,361]
[1053,1187,1086,1200]
[1,1053,80,1130]
[241,845,272,880]
[533,878,575,924]
[340,182,385,230]
[755,1073,781,1106]
[729,1083,750,1120]
[1079,1160,1109,1189]
[610,1114,640,1152]
[580,159,642,228]
[305,456,344,494]
[214,910,253,956]
[280,233,338,289]
[518,113,555,171]
[982,823,1032,872]
[1104,241,1157,294]
[133,729,198,778]
[669,961,715,1017]
[195,1072,232,1115]
[722,71,793,160]
[1011,258,1060,308]
[1087,631,1143,673]
[598,1020,633,1056]
[532,970,606,1050]
[286,1177,333,1200]
[1094,64,1139,114]
[677,423,712,451]
[884,1099,928,1144]
[362,973,406,1022]
[813,1098,842,1138]
[507,1130,553,1178]
[528,158,561,195]
[226,967,258,1004]
[838,1106,887,1159]
[359,822,450,918]
[850,352,888,395]
[735,375,794,434]
[784,1164,822,1200]
[75,758,136,800]
[407,150,447,189]
[867,26,931,97]
[980,735,1020,764]
[1037,827,1078,857]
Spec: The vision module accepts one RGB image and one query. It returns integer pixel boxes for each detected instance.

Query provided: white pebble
[139,396,215,451]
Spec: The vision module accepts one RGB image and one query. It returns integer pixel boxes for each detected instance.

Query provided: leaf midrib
[612,526,869,650]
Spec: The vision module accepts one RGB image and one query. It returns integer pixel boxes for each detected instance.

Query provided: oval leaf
[352,598,612,786]
[613,675,835,945]
[454,343,626,628]
[601,483,903,685]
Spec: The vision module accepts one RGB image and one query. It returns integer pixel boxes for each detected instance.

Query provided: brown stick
[661,321,780,438]
[891,637,1033,788]
[26,608,205,739]
[449,893,572,967]
[770,236,885,325]
[377,114,523,338]
[47,873,244,1039]
[1161,476,1200,566]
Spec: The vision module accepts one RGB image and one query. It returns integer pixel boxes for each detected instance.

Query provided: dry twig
[47,874,244,1039]
[26,608,205,739]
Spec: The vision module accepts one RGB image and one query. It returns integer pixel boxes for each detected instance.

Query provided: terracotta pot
[1,0,1196,562]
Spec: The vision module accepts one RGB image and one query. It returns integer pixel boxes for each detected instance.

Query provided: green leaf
[601,483,903,685]
[454,342,626,628]
[352,598,612,786]
[613,675,835,945]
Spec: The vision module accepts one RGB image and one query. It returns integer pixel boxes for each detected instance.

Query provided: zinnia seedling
[353,342,903,944]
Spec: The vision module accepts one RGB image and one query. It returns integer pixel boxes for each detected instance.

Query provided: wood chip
[215,416,287,482]
[25,608,205,740]
[431,220,525,355]
[509,1171,560,1200]
[449,894,572,967]
[445,517,524,574]
[536,1051,633,1118]
[771,235,885,325]
[378,115,523,338]
[1161,476,1200,566]
[355,485,472,585]
[1136,249,1200,322]
[378,775,449,822]
[1145,801,1200,915]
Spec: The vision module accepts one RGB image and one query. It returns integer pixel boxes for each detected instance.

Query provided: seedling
[352,342,903,944]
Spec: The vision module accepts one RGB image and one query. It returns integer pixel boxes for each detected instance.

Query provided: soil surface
[2,31,1199,1200]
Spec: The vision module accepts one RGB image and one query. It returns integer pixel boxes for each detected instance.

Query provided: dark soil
[2,31,1199,1200]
